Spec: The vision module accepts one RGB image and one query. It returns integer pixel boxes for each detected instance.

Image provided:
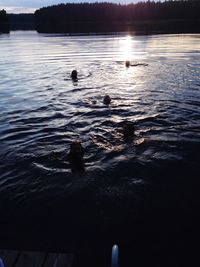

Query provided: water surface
[0,31,200,264]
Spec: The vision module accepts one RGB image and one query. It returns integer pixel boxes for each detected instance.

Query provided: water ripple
[0,32,200,241]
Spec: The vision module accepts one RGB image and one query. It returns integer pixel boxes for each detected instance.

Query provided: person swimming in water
[122,121,135,139]
[68,140,85,173]
[103,95,111,105]
[125,60,148,67]
[69,140,84,160]
[49,140,85,173]
[125,60,131,67]
[71,70,78,81]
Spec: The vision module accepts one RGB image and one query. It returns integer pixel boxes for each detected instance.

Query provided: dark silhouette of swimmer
[125,60,131,67]
[48,140,85,173]
[125,60,148,67]
[71,70,78,80]
[69,140,85,173]
[123,121,135,139]
[103,95,111,105]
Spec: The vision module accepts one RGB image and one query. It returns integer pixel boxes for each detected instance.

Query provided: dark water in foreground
[0,32,200,266]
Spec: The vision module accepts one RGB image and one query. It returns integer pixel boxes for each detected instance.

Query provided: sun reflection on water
[120,35,133,61]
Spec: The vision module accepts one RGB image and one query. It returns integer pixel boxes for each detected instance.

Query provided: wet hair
[69,141,85,173]
[125,60,130,67]
[69,141,84,159]
[123,121,135,138]
[71,70,78,80]
[103,95,111,105]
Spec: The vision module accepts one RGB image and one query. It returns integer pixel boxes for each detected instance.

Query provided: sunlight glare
[121,35,133,61]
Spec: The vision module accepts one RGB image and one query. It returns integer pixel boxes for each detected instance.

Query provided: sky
[0,0,139,14]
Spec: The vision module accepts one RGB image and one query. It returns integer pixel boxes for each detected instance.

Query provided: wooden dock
[0,250,73,267]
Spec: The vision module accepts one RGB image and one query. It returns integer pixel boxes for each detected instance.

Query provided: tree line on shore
[34,1,200,33]
[1,1,200,34]
[0,9,9,33]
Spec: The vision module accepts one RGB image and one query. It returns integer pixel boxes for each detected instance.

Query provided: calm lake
[0,31,200,266]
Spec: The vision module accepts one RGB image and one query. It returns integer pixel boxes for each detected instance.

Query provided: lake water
[0,31,200,266]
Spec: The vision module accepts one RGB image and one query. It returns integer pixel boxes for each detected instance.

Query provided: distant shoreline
[34,1,200,34]
[4,1,200,34]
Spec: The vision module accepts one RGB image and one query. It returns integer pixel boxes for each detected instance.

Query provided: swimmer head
[71,70,78,80]
[69,140,85,173]
[69,140,84,160]
[103,95,111,105]
[123,121,135,138]
[125,60,130,67]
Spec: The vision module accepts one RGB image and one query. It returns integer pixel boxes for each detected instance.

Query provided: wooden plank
[43,253,73,267]
[0,250,73,267]
[40,253,49,267]
[56,253,73,267]
[0,250,19,267]
[42,253,56,267]
[15,251,45,267]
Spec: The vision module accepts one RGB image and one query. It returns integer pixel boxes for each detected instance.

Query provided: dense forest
[34,1,200,33]
[0,11,34,32]
[1,1,200,34]
[0,10,9,33]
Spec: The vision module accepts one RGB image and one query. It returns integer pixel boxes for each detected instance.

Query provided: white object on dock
[0,258,5,267]
[111,244,119,267]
